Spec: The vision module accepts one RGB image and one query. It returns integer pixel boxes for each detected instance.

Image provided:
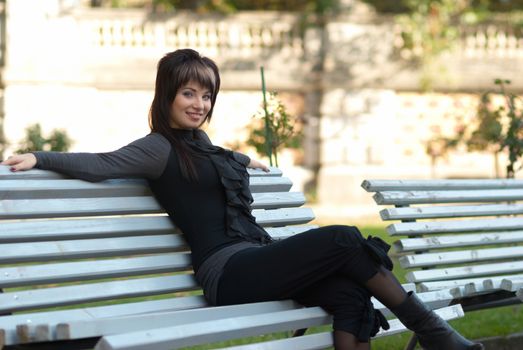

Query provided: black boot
[390,292,484,350]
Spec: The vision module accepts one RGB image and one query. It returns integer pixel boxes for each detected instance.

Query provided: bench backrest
[362,179,523,297]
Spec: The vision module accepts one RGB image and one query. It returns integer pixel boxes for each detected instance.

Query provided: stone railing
[7,7,523,90]
[74,9,303,58]
[460,22,523,58]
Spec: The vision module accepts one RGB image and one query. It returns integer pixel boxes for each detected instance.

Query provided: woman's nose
[193,97,204,109]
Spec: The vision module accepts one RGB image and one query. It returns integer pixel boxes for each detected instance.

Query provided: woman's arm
[1,133,171,182]
[196,129,269,172]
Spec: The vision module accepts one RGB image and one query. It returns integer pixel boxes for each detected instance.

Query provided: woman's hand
[1,154,37,172]
[247,159,270,172]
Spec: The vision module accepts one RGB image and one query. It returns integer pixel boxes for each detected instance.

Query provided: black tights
[216,225,408,349]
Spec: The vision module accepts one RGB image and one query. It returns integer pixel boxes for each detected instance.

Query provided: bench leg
[403,334,418,350]
[292,328,308,337]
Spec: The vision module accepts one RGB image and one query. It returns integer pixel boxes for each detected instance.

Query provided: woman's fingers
[1,154,37,171]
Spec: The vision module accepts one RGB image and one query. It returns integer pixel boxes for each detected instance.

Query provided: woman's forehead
[180,80,212,92]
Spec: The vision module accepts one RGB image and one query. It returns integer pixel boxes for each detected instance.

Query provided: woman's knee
[327,225,366,248]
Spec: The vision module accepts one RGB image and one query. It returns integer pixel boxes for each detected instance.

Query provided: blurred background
[1,0,522,220]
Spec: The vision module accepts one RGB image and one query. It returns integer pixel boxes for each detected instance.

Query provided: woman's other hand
[1,154,37,172]
[247,159,270,172]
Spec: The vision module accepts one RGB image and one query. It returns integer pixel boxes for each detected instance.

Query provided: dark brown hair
[149,49,221,180]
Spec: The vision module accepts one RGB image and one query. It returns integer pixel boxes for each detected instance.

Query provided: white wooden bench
[362,179,523,314]
[0,165,464,350]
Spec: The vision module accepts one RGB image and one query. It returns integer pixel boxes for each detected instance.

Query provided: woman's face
[170,80,212,129]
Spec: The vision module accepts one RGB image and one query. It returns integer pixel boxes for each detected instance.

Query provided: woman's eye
[183,91,193,97]
[203,95,211,101]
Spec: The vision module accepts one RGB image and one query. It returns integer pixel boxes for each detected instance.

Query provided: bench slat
[388,218,523,236]
[400,246,523,268]
[94,308,332,350]
[0,177,291,201]
[374,189,523,206]
[254,208,314,226]
[394,230,523,252]
[0,275,197,313]
[380,203,523,220]
[0,216,316,244]
[362,179,523,192]
[0,235,184,263]
[94,306,464,350]
[0,165,282,180]
[57,301,301,341]
[419,273,523,292]
[0,253,191,288]
[0,216,175,243]
[0,192,306,219]
[406,261,523,283]
[225,305,465,350]
[0,179,151,199]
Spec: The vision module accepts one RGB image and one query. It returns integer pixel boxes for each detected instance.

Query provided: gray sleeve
[196,129,250,167]
[32,133,171,182]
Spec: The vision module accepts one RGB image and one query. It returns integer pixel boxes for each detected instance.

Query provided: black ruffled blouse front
[148,128,272,272]
[177,129,273,245]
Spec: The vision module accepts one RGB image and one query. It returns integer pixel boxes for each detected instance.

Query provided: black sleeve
[32,133,171,182]
[196,129,251,167]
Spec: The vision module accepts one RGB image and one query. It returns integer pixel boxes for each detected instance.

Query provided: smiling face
[169,81,212,129]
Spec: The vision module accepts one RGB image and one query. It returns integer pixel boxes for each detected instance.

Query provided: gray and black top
[33,129,270,304]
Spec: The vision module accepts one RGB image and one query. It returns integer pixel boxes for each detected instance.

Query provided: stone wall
[3,0,523,219]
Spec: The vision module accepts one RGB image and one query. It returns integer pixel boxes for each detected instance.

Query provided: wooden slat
[400,247,523,269]
[254,208,315,227]
[0,235,184,263]
[388,218,523,236]
[0,216,176,243]
[418,276,515,292]
[380,203,523,220]
[0,297,208,347]
[225,305,465,350]
[406,261,523,283]
[0,275,198,313]
[0,176,290,201]
[374,189,523,206]
[0,217,315,244]
[0,165,282,180]
[265,225,318,239]
[394,230,523,252]
[0,192,305,219]
[0,179,151,199]
[362,179,523,192]
[0,197,163,219]
[94,306,463,350]
[0,165,69,179]
[94,308,332,350]
[251,192,305,209]
[57,301,301,341]
[0,253,191,288]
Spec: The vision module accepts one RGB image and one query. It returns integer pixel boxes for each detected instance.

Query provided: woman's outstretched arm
[1,133,171,182]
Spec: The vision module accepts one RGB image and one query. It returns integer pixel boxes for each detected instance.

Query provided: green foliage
[247,92,302,167]
[96,0,340,14]
[395,0,470,90]
[16,123,72,154]
[465,79,523,178]
[429,79,523,178]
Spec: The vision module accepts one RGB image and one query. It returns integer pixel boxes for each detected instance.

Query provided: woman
[2,49,483,350]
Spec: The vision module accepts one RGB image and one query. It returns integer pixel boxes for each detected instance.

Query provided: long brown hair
[149,49,221,180]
